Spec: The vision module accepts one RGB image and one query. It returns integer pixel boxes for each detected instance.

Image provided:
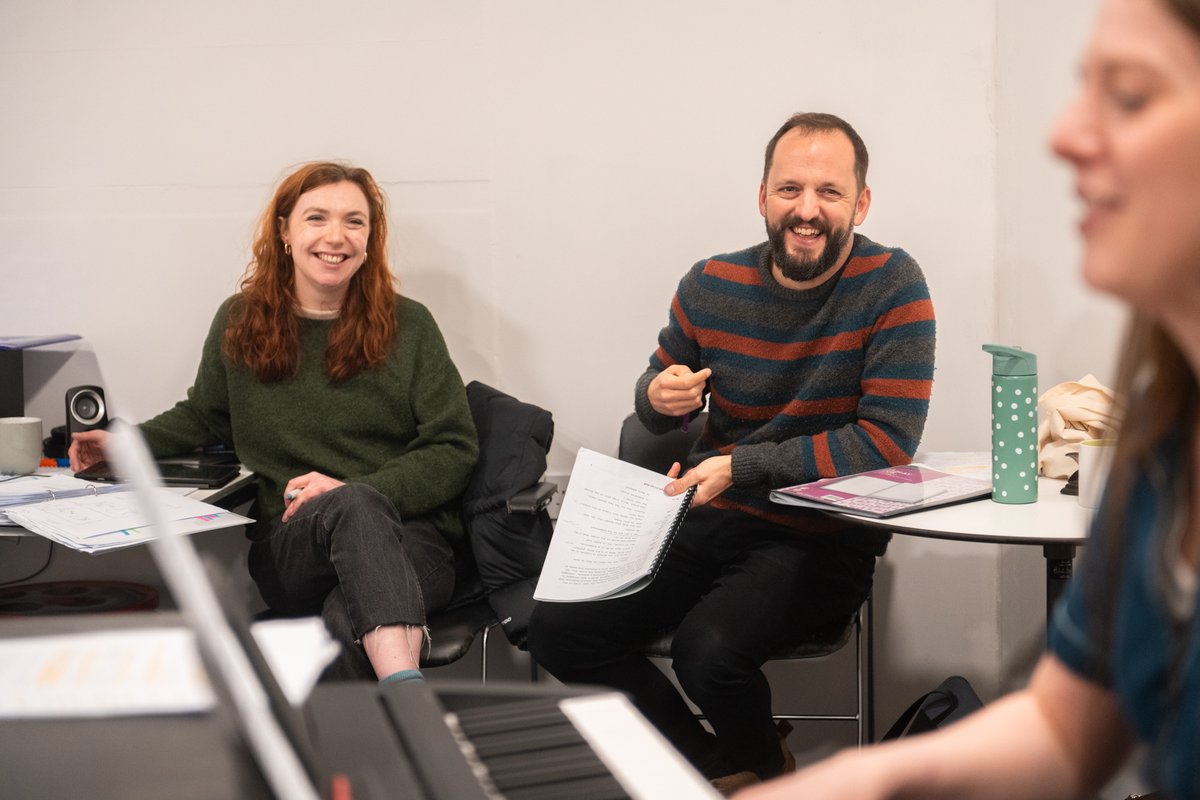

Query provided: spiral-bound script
[534,448,696,602]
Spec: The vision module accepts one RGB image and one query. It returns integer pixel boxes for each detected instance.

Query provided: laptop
[74,458,241,489]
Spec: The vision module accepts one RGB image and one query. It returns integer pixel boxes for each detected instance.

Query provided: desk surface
[851,476,1089,546]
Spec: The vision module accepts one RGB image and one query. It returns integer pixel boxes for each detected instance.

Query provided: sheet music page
[534,448,690,602]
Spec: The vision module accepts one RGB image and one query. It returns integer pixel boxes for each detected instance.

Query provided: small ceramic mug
[1077,438,1117,510]
[0,416,43,476]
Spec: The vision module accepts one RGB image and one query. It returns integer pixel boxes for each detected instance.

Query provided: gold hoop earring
[283,242,292,256]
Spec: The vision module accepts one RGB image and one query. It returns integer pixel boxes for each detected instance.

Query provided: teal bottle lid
[982,344,1037,376]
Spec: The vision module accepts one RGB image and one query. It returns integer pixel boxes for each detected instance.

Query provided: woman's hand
[281,471,345,522]
[68,429,110,471]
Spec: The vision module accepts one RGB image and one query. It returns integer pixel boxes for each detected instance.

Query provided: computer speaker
[65,385,108,442]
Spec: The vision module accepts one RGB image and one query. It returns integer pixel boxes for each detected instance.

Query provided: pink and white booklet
[770,463,992,519]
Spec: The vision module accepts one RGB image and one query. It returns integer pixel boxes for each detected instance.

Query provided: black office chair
[619,412,874,745]
[419,598,501,677]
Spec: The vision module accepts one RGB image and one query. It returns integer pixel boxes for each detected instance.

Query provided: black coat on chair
[459,381,555,649]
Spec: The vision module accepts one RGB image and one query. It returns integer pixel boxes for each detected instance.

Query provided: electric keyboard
[305,679,719,800]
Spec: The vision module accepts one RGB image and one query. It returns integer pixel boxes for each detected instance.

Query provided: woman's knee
[315,484,404,549]
[323,482,395,519]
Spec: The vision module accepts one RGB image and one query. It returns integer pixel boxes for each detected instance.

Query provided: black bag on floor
[882,675,983,739]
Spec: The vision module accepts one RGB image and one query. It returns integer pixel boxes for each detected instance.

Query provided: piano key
[485,742,613,786]
[504,774,632,800]
[461,721,589,758]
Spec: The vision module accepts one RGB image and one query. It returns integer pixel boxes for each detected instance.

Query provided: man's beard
[766,216,853,283]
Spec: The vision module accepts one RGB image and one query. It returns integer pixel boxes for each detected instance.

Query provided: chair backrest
[617,412,706,474]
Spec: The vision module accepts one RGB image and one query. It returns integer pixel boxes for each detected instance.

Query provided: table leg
[1043,542,1077,623]
[866,591,875,743]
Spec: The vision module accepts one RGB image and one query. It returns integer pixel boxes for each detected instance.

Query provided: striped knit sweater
[634,234,936,529]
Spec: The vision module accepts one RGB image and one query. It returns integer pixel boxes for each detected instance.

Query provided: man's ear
[853,185,872,226]
[758,181,768,218]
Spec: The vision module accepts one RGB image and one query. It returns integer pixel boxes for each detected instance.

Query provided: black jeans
[248,483,455,679]
[527,504,876,779]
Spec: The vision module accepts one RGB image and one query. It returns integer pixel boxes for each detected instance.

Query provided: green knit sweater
[140,295,479,542]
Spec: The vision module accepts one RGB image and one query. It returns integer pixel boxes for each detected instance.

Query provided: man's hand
[68,430,110,471]
[648,365,712,417]
[664,454,732,506]
[281,471,346,522]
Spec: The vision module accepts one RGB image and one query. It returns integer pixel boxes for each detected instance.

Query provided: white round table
[845,476,1089,621]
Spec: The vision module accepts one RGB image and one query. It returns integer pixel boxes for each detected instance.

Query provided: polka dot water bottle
[982,344,1038,504]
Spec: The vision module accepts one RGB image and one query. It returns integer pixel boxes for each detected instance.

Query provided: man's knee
[671,624,753,696]
[527,602,624,675]
[526,602,572,666]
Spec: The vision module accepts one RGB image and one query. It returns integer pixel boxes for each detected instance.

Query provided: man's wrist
[730,444,769,487]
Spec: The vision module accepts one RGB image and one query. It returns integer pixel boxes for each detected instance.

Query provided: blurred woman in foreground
[741,0,1200,796]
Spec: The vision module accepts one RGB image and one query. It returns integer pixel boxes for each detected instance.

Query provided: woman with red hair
[71,161,479,684]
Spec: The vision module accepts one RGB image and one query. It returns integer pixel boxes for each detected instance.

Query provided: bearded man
[528,112,936,795]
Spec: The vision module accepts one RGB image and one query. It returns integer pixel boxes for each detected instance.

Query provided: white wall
[4,0,1000,460]
[2,0,1118,749]
[994,0,1111,694]
[997,0,1124,386]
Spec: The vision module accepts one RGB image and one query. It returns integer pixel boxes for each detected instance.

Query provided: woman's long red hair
[224,162,397,382]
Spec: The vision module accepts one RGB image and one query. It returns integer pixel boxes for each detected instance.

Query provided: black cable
[0,537,55,586]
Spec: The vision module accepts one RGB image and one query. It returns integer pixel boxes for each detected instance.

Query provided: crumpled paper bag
[1037,374,1115,478]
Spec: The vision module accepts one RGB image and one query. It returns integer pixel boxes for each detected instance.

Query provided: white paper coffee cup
[1077,438,1116,510]
[0,417,43,476]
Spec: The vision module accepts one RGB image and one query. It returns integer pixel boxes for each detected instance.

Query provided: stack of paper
[4,488,253,553]
[0,473,127,526]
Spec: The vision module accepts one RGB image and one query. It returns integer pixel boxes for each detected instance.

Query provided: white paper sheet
[4,488,253,553]
[0,618,338,719]
[0,627,215,718]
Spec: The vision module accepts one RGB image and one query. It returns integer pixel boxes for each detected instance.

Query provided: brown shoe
[776,720,796,773]
[711,721,796,795]
[710,770,760,796]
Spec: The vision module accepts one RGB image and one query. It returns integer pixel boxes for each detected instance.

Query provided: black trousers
[527,504,876,778]
[248,483,455,679]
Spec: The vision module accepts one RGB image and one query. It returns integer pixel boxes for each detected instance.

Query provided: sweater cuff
[634,371,679,435]
[731,441,775,487]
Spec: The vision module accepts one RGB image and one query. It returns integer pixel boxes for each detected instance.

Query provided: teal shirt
[140,295,479,543]
[1049,439,1199,797]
